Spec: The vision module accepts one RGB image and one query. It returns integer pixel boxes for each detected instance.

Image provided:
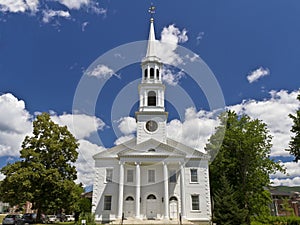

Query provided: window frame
[169,170,177,183]
[191,195,200,211]
[104,195,112,211]
[190,168,198,183]
[148,169,155,183]
[126,169,134,183]
[105,168,113,183]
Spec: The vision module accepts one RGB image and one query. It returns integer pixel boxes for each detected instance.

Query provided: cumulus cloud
[229,90,300,157]
[86,64,119,80]
[114,134,135,145]
[50,113,105,139]
[247,66,270,83]
[75,139,105,186]
[156,24,188,66]
[57,0,89,10]
[162,67,185,86]
[117,117,136,135]
[0,0,38,13]
[42,10,70,23]
[271,177,300,186]
[0,93,32,157]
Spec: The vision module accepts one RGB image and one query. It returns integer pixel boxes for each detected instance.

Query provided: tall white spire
[146,18,156,58]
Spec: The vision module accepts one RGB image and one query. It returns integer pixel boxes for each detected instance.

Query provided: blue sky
[0,0,300,186]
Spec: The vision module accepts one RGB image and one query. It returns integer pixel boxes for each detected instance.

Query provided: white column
[118,161,124,219]
[180,162,186,218]
[163,162,169,219]
[135,162,141,219]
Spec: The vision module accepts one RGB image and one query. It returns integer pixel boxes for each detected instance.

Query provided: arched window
[148,91,156,106]
[144,69,148,79]
[150,68,154,79]
[169,196,178,201]
[156,69,159,79]
[147,194,156,200]
[125,196,134,201]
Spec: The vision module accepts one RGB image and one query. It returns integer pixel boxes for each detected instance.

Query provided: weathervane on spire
[148,4,155,18]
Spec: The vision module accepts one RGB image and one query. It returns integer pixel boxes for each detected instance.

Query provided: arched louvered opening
[156,69,159,79]
[150,68,154,79]
[148,91,156,106]
[147,194,157,200]
[125,196,134,201]
[169,196,178,201]
[144,69,148,79]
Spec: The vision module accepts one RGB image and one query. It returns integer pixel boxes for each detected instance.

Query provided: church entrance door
[124,196,135,218]
[169,197,178,219]
[146,194,157,219]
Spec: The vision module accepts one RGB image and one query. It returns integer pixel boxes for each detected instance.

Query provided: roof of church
[93,137,209,160]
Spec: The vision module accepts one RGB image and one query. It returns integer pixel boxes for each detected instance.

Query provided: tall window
[169,170,177,183]
[104,196,112,210]
[144,69,148,79]
[148,91,156,106]
[191,195,200,210]
[106,168,113,183]
[127,169,134,183]
[156,69,159,79]
[148,170,155,183]
[190,169,198,183]
[150,68,154,79]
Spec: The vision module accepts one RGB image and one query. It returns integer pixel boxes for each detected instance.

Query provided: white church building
[92,14,212,225]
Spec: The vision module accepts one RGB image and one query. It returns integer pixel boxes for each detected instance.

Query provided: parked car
[46,215,58,224]
[16,213,46,225]
[65,215,75,222]
[2,214,21,225]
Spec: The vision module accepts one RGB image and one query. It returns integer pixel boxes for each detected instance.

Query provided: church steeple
[145,18,156,58]
[135,6,168,144]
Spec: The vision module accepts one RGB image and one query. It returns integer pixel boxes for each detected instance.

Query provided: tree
[213,175,247,225]
[287,93,300,162]
[0,113,80,219]
[206,111,284,225]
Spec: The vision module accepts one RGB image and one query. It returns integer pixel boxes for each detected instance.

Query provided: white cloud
[75,139,105,186]
[167,107,220,152]
[25,0,38,12]
[42,10,70,23]
[0,93,32,157]
[81,21,88,32]
[115,134,135,145]
[86,64,119,80]
[57,0,89,10]
[0,0,29,13]
[51,113,105,139]
[271,177,300,186]
[156,24,188,66]
[117,117,136,135]
[229,90,300,157]
[162,67,185,86]
[247,66,270,83]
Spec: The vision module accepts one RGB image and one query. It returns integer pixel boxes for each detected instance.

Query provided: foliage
[206,111,285,225]
[0,113,80,218]
[252,216,300,225]
[77,212,96,225]
[213,175,247,225]
[287,93,300,162]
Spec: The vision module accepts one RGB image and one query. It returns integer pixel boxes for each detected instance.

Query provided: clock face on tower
[145,120,158,132]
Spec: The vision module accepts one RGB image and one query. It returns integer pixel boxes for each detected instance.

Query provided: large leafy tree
[206,111,284,225]
[0,113,80,218]
[287,93,300,162]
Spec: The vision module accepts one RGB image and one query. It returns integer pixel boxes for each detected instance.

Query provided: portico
[116,158,187,220]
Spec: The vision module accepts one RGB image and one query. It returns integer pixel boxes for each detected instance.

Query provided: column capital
[119,161,125,165]
[135,162,140,165]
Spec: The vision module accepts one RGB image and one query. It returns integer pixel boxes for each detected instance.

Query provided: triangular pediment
[93,137,208,160]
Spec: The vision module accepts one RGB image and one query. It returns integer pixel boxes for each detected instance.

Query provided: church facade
[92,16,212,225]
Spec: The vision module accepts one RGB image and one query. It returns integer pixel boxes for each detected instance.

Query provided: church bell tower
[135,12,168,144]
